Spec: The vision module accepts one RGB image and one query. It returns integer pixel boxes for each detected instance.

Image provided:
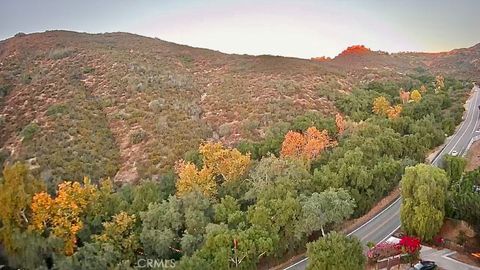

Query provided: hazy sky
[1,0,480,58]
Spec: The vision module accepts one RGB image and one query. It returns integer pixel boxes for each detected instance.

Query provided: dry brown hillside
[0,30,478,185]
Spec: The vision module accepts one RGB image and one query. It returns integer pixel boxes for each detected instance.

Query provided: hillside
[0,30,478,185]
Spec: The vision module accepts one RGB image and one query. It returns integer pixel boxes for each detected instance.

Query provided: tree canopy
[400,164,449,241]
[306,232,365,270]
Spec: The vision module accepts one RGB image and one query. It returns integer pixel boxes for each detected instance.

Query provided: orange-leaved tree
[304,127,333,159]
[372,96,391,116]
[387,105,403,119]
[30,177,98,255]
[281,126,336,161]
[175,160,216,197]
[399,90,410,104]
[280,130,306,158]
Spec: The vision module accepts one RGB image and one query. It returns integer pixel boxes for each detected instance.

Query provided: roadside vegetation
[0,73,475,269]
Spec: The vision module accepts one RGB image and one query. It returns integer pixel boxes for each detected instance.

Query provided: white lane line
[283,87,478,270]
[359,208,401,242]
[348,196,401,236]
[377,224,401,244]
[432,87,477,164]
[442,251,480,270]
[283,257,308,270]
[449,89,478,153]
[283,199,402,270]
[462,88,480,156]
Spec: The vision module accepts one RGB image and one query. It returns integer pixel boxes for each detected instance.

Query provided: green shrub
[20,123,40,141]
[130,130,147,144]
[217,123,232,137]
[20,73,32,84]
[0,114,5,127]
[46,104,68,116]
[82,66,95,74]
[178,55,193,65]
[0,148,9,168]
[0,84,13,98]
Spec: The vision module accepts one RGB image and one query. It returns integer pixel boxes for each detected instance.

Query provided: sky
[1,0,480,58]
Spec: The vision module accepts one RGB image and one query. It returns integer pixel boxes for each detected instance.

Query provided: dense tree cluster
[0,75,472,268]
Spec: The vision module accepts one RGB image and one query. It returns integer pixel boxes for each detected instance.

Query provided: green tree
[179,223,275,270]
[247,178,303,255]
[2,230,60,269]
[56,241,135,270]
[0,163,45,266]
[181,191,213,253]
[93,212,139,262]
[446,169,480,232]
[314,147,402,216]
[139,195,183,258]
[400,164,449,241]
[306,232,365,270]
[335,89,380,121]
[182,191,213,235]
[247,155,312,198]
[214,195,246,229]
[130,179,173,212]
[299,188,355,236]
[409,115,445,150]
[443,155,467,184]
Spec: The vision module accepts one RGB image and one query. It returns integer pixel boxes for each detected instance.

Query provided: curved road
[283,85,480,270]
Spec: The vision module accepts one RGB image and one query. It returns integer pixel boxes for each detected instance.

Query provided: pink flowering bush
[367,242,401,261]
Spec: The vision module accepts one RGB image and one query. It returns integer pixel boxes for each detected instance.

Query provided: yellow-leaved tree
[93,211,139,260]
[175,160,216,197]
[372,96,391,116]
[175,142,251,197]
[199,142,251,183]
[0,163,45,254]
[435,75,445,93]
[30,177,98,255]
[410,89,422,102]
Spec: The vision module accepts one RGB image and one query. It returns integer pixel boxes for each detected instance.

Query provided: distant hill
[0,30,478,184]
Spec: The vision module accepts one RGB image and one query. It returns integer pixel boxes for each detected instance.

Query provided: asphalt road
[283,85,480,270]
